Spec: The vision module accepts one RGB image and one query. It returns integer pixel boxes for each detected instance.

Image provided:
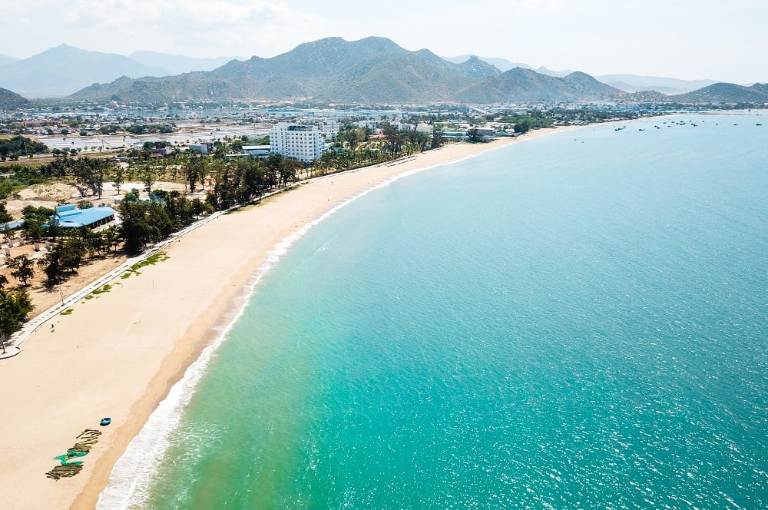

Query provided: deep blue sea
[100,114,767,509]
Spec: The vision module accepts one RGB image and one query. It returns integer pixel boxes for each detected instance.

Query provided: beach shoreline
[0,127,572,509]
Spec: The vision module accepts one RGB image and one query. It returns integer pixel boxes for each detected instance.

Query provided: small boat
[757,123,762,126]
[100,417,112,426]
[638,128,645,132]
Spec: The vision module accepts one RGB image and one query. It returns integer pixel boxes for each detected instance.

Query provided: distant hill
[445,56,719,95]
[620,90,670,103]
[0,54,18,66]
[750,83,768,95]
[443,55,574,77]
[0,44,167,97]
[534,66,574,78]
[0,88,30,110]
[129,51,241,75]
[452,68,620,103]
[597,74,718,95]
[444,55,533,72]
[672,83,768,103]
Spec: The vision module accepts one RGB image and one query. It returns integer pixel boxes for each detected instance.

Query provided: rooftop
[54,206,117,228]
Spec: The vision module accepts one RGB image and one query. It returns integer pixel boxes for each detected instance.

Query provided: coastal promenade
[0,133,565,509]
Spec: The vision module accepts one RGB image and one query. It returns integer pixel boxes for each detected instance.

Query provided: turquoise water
[123,114,766,508]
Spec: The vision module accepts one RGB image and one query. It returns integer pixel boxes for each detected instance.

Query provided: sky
[1,0,766,83]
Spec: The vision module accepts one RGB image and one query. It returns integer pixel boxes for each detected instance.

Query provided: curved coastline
[0,128,574,510]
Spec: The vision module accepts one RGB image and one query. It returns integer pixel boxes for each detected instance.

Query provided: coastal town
[0,97,681,352]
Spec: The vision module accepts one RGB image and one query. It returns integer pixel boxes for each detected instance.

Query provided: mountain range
[446,56,719,94]
[0,39,764,106]
[71,37,627,104]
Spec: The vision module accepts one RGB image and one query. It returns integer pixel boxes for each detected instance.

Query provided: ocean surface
[101,113,767,509]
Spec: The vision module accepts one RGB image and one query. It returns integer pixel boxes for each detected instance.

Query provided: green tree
[141,165,156,194]
[0,202,13,225]
[22,219,44,242]
[0,288,32,354]
[101,227,121,253]
[514,119,531,134]
[114,166,125,194]
[37,239,87,287]
[8,255,35,286]
[118,200,158,254]
[431,129,444,149]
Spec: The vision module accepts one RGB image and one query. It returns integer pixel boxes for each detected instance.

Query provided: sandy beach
[0,129,566,509]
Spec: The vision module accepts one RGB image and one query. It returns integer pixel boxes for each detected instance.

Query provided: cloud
[18,0,330,57]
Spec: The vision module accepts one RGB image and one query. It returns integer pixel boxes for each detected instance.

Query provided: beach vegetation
[0,202,12,225]
[113,166,125,194]
[37,237,87,287]
[0,287,32,353]
[60,308,73,315]
[8,255,35,286]
[122,252,169,278]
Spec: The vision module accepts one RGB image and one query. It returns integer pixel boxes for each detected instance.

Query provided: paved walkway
[5,209,225,352]
[2,182,307,358]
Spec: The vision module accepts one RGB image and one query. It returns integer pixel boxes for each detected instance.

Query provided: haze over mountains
[446,56,719,94]
[128,52,239,77]
[0,45,239,97]
[0,37,764,106]
[0,55,19,67]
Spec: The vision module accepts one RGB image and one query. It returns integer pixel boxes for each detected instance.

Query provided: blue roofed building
[53,205,117,229]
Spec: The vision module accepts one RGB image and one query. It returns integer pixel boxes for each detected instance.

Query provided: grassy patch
[60,308,73,316]
[122,252,169,278]
[92,284,112,295]
[84,294,94,300]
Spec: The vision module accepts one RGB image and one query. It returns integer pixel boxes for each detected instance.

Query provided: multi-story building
[269,123,325,162]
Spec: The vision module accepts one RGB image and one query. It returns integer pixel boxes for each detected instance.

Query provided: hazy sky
[1,0,766,83]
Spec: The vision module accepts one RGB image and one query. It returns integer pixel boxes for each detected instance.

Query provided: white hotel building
[269,123,326,162]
